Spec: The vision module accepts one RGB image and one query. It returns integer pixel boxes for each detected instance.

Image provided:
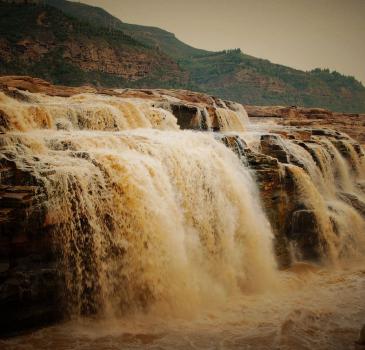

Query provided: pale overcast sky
[75,0,365,83]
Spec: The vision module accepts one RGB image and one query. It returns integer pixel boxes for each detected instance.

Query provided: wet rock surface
[0,161,64,335]
[290,210,321,260]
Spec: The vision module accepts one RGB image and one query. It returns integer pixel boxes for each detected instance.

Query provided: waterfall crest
[0,92,180,132]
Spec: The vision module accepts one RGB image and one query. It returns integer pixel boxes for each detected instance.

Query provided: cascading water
[277,134,365,262]
[285,164,339,261]
[0,92,180,132]
[1,88,365,350]
[215,106,248,131]
[0,91,276,318]
[317,138,354,192]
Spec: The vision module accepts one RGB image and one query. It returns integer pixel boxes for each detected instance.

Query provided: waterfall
[1,91,274,317]
[1,88,365,321]
[282,139,329,193]
[215,108,247,131]
[276,135,365,262]
[285,164,339,261]
[317,138,354,192]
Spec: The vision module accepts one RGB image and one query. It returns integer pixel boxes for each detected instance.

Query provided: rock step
[0,185,43,209]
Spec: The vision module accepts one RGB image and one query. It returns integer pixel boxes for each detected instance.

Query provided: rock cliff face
[0,157,64,334]
[0,34,180,82]
[0,76,365,335]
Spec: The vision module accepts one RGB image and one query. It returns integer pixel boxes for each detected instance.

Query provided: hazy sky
[76,0,365,83]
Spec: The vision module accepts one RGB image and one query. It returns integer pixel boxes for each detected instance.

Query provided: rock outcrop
[245,105,365,146]
[0,160,63,335]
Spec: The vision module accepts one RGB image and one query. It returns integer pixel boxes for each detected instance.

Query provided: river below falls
[1,261,364,350]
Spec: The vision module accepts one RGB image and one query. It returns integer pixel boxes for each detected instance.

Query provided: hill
[180,49,365,112]
[0,1,187,88]
[45,0,209,59]
[1,0,364,113]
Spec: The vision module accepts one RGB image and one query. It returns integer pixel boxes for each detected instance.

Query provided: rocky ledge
[245,105,365,146]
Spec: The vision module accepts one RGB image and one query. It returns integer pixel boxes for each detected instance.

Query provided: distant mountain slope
[0,2,187,87]
[45,0,209,59]
[180,50,365,112]
[1,0,364,113]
